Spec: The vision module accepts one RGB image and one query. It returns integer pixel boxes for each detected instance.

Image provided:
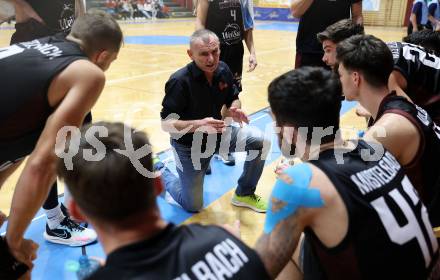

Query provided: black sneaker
[221,153,236,166]
[44,217,97,247]
[60,203,69,217]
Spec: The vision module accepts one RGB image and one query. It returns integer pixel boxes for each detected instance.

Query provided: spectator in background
[156,1,169,18]
[427,0,440,30]
[408,0,428,35]
[137,0,152,19]
[290,0,363,68]
[119,0,134,19]
[105,0,117,15]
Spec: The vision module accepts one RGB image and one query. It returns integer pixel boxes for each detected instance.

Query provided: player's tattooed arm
[254,207,304,279]
[12,0,44,23]
[254,164,324,279]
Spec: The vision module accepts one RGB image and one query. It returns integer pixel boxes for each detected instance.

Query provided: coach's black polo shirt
[161,61,239,147]
[87,223,270,280]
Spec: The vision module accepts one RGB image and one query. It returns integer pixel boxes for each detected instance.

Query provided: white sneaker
[44,217,97,246]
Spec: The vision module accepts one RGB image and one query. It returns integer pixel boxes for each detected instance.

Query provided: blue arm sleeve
[241,0,254,30]
[264,163,324,234]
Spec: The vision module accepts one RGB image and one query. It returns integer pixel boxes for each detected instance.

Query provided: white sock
[45,204,65,230]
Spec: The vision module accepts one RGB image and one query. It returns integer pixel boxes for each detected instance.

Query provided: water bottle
[76,255,101,280]
[64,256,101,280]
[64,259,80,280]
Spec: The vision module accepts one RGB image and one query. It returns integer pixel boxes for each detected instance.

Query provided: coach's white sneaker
[44,217,97,246]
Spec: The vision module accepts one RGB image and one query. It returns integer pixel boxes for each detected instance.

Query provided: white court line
[1,213,46,235]
[123,47,188,57]
[257,47,292,55]
[250,112,270,123]
[107,69,176,85]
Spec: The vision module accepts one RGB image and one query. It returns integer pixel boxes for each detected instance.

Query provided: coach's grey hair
[189,29,219,48]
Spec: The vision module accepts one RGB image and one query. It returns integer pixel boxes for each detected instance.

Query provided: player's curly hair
[317,19,365,44]
[268,67,342,145]
[403,29,440,56]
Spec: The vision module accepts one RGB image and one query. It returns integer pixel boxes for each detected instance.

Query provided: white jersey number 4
[371,176,438,267]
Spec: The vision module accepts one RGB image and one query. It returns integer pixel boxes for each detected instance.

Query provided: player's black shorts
[10,18,56,45]
[220,42,244,92]
[0,130,40,172]
[0,237,29,280]
[0,110,93,172]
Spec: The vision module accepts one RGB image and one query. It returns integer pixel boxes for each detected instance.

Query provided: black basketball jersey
[88,223,270,280]
[388,42,440,119]
[306,140,439,279]
[205,0,244,47]
[0,36,86,160]
[369,93,440,227]
[25,0,76,33]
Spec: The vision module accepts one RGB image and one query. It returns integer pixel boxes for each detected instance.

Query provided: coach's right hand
[196,117,225,134]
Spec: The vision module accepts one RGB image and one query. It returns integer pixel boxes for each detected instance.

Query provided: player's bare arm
[290,0,313,18]
[254,164,331,279]
[244,29,257,72]
[75,0,85,17]
[13,0,43,23]
[351,2,363,25]
[364,113,421,166]
[195,0,208,30]
[388,70,412,101]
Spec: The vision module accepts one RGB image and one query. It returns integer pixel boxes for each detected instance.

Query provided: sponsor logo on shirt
[59,4,75,31]
[222,24,241,45]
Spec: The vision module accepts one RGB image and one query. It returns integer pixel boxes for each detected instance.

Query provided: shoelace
[250,194,261,202]
[62,218,84,232]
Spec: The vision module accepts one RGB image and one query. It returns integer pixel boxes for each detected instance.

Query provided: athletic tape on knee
[264,163,324,234]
